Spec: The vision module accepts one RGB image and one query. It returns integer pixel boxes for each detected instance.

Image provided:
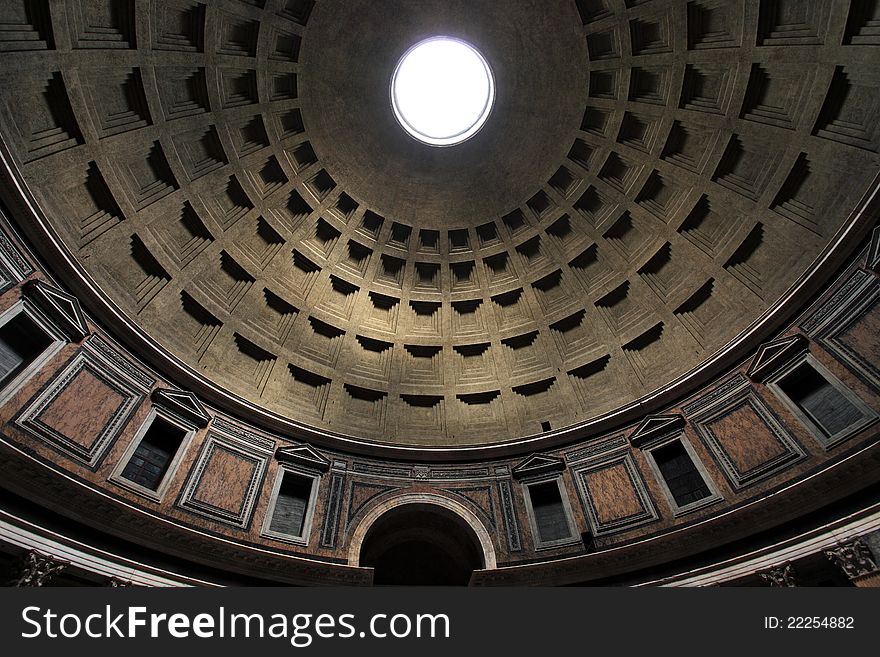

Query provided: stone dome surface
[1,0,878,451]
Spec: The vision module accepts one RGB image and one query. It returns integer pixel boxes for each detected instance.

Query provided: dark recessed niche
[581,106,609,136]
[527,191,555,219]
[361,210,384,238]
[344,384,386,403]
[284,189,312,226]
[449,228,470,252]
[546,215,572,241]
[502,209,528,235]
[483,252,512,282]
[0,0,55,51]
[512,378,555,397]
[311,218,341,255]
[454,342,490,358]
[154,1,206,52]
[587,27,619,60]
[270,72,298,101]
[589,69,618,99]
[289,141,317,173]
[334,193,359,220]
[595,281,629,309]
[306,169,336,201]
[369,292,399,312]
[492,288,524,309]
[217,13,259,57]
[288,363,330,388]
[533,269,564,293]
[220,68,258,107]
[343,240,372,276]
[548,166,580,197]
[249,156,288,199]
[638,242,673,277]
[844,0,880,45]
[575,0,612,25]
[724,222,764,271]
[279,0,316,26]
[569,244,600,270]
[389,222,412,248]
[419,229,439,252]
[401,394,442,409]
[414,262,441,288]
[235,115,269,157]
[271,29,302,63]
[451,261,476,288]
[629,66,670,105]
[630,14,672,55]
[476,221,499,246]
[516,236,542,262]
[378,254,405,286]
[410,300,440,317]
[568,139,595,171]
[674,278,715,316]
[292,250,321,275]
[622,322,664,352]
[568,354,611,379]
[457,390,501,405]
[277,108,305,139]
[233,332,276,364]
[72,0,137,49]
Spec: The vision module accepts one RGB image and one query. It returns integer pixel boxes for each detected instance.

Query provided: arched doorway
[356,502,489,586]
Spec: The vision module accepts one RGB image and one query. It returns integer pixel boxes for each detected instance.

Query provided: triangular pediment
[151,388,211,427]
[276,443,331,472]
[512,452,565,480]
[629,414,685,447]
[747,334,808,382]
[23,280,89,342]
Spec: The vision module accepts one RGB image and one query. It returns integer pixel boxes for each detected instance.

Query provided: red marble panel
[35,369,125,450]
[584,463,644,523]
[706,404,787,473]
[191,445,256,514]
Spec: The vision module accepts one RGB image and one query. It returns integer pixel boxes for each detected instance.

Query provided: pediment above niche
[151,388,211,428]
[512,453,565,480]
[276,443,331,473]
[629,414,685,448]
[23,279,89,342]
[747,334,809,382]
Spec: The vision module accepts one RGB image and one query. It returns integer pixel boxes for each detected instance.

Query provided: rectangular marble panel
[692,389,807,490]
[573,452,658,536]
[16,349,144,468]
[178,429,272,528]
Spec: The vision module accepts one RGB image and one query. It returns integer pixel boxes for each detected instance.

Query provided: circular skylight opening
[391,37,495,147]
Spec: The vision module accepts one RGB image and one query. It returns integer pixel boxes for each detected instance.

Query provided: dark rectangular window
[120,417,186,491]
[653,440,711,508]
[0,313,53,390]
[528,481,571,543]
[778,363,864,438]
[269,472,313,538]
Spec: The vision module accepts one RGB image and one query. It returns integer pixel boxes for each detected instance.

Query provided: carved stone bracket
[824,538,878,580]
[759,563,797,587]
[11,550,66,587]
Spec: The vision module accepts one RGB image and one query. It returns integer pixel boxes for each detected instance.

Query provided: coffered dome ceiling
[1,0,878,449]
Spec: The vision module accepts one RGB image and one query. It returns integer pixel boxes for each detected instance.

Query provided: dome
[0,0,878,588]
